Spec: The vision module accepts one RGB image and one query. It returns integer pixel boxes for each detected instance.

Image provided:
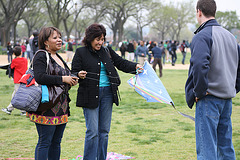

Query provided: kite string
[87,71,119,79]
[81,70,138,86]
[84,76,120,86]
[170,102,195,121]
[87,71,137,79]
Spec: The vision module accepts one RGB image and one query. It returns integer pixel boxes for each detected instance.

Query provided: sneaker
[20,112,26,116]
[2,108,12,115]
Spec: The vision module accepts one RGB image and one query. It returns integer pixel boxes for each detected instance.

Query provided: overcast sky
[215,0,240,16]
[110,0,240,37]
[170,0,240,16]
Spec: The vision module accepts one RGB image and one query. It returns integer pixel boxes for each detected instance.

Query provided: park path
[0,53,189,70]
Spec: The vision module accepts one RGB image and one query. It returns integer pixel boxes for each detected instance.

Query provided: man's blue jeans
[181,51,186,64]
[83,86,113,160]
[35,123,66,160]
[162,53,166,65]
[195,95,236,160]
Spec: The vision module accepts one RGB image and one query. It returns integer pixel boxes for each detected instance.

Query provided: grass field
[0,64,240,159]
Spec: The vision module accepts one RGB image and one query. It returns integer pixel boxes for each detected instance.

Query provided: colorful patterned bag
[71,152,135,160]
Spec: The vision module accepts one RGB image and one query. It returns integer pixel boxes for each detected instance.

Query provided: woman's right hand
[62,76,79,86]
[78,70,87,79]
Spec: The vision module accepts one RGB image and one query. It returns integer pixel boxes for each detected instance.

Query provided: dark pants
[162,53,166,64]
[182,51,186,64]
[7,51,12,63]
[148,54,152,63]
[120,51,125,59]
[35,123,66,160]
[171,51,177,65]
[152,57,162,77]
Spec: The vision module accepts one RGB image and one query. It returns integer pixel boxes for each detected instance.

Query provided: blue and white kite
[128,61,194,121]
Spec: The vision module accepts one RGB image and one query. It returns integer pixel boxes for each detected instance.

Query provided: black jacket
[32,50,71,116]
[33,50,69,85]
[0,64,14,78]
[32,36,39,54]
[71,46,137,109]
[127,43,134,52]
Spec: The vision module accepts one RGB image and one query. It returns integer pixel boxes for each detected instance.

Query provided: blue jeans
[35,123,66,160]
[181,51,186,64]
[162,53,166,64]
[83,86,113,160]
[195,95,236,160]
[135,52,138,63]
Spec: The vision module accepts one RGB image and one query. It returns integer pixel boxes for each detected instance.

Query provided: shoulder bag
[11,50,65,112]
[11,50,50,112]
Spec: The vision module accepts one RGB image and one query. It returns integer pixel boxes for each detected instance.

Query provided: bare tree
[0,4,4,29]
[76,14,93,40]
[22,0,47,37]
[104,8,120,46]
[85,0,109,23]
[62,1,86,39]
[151,4,174,40]
[170,1,195,41]
[44,0,71,28]
[133,0,156,40]
[105,0,140,46]
[0,0,31,46]
[151,1,194,41]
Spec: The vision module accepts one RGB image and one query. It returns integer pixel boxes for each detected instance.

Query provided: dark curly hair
[38,27,62,50]
[82,23,106,47]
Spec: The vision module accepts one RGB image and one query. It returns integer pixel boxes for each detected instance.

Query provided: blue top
[136,45,149,57]
[151,46,162,58]
[99,62,111,87]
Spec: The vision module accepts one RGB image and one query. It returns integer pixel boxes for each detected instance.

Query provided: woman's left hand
[136,64,143,74]
[62,76,79,86]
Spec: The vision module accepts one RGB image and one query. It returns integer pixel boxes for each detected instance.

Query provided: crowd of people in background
[6,31,39,64]
[5,31,76,65]
[1,0,239,159]
[6,30,189,79]
[104,39,190,77]
[116,39,189,64]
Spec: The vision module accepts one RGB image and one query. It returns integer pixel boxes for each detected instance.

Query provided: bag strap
[30,49,50,72]
[104,46,112,59]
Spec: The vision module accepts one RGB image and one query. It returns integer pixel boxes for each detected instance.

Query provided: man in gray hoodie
[185,0,240,159]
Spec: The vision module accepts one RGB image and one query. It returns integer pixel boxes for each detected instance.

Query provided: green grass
[0,46,8,55]
[0,68,240,160]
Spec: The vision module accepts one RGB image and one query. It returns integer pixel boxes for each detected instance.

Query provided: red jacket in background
[11,57,28,83]
[21,45,26,53]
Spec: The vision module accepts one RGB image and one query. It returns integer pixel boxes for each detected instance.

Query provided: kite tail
[170,102,195,121]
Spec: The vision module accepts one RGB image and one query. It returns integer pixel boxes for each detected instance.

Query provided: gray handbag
[11,50,49,112]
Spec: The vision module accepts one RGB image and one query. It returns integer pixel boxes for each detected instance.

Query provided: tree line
[0,0,239,47]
